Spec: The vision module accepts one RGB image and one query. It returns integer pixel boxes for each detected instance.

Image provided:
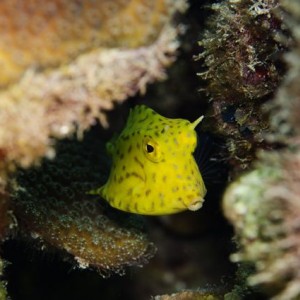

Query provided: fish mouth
[187,198,204,211]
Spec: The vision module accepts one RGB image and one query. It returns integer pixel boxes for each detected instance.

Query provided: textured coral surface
[224,151,300,300]
[197,0,286,175]
[0,0,185,87]
[0,2,189,298]
[223,0,300,299]
[13,131,155,274]
[2,0,299,299]
[0,0,186,173]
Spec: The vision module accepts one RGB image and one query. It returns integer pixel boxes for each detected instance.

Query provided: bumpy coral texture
[198,0,282,101]
[267,1,300,144]
[196,0,285,175]
[224,152,300,300]
[13,132,156,275]
[0,0,186,87]
[223,0,300,299]
[0,0,187,172]
[0,1,186,297]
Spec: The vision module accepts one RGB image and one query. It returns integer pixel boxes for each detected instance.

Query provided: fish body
[94,105,206,215]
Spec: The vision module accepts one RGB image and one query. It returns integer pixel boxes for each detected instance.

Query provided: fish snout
[187,197,204,211]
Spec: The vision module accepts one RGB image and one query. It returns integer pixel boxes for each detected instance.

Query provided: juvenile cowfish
[93,105,207,215]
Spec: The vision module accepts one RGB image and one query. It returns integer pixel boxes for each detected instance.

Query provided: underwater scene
[0,0,299,299]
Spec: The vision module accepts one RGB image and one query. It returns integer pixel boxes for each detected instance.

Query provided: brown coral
[197,0,283,101]
[222,1,300,299]
[196,0,287,175]
[12,131,156,275]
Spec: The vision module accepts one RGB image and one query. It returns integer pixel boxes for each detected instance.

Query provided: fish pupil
[146,144,154,153]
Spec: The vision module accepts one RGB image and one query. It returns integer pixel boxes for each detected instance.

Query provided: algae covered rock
[197,0,284,101]
[196,0,288,175]
[222,0,300,298]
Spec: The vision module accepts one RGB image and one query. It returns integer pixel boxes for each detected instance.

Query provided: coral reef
[267,0,300,144]
[223,154,284,295]
[0,0,187,173]
[12,131,156,275]
[223,150,300,300]
[198,0,283,101]
[0,2,187,295]
[5,0,300,298]
[196,0,287,175]
[0,0,186,87]
[223,0,300,299]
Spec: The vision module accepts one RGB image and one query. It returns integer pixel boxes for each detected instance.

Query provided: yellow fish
[93,105,207,215]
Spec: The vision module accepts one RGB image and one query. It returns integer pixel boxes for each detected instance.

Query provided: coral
[0,2,186,283]
[223,262,254,299]
[201,100,270,175]
[0,0,187,173]
[223,1,300,299]
[6,0,299,298]
[197,0,283,101]
[12,131,156,275]
[0,0,187,87]
[266,0,300,144]
[196,0,287,175]
[223,150,300,300]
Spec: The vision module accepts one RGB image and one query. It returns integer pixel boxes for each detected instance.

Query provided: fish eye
[143,138,161,162]
[146,144,154,153]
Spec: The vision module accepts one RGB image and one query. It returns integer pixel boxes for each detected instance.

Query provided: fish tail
[87,186,104,195]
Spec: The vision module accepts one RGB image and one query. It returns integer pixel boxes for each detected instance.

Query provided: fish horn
[190,115,204,129]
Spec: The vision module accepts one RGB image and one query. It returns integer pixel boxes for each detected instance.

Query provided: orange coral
[15,196,155,275]
[0,0,187,87]
[0,0,187,172]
